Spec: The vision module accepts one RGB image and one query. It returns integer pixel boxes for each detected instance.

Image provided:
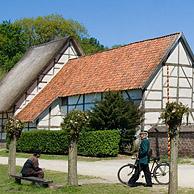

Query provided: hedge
[17,130,68,154]
[78,130,120,157]
[16,129,120,157]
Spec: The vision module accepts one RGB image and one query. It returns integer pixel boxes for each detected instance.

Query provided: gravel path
[0,157,194,188]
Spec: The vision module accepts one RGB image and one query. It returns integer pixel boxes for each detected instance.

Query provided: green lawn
[1,164,194,194]
[0,149,128,161]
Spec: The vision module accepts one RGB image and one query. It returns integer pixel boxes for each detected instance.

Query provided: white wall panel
[179,66,192,77]
[50,116,63,126]
[38,109,49,126]
[144,91,162,100]
[179,78,192,88]
[144,101,161,109]
[163,88,177,98]
[163,77,177,87]
[51,100,60,115]
[166,42,192,65]
[179,42,192,65]
[163,66,177,77]
[179,89,192,98]
[144,112,161,124]
[166,45,178,64]
[147,69,162,90]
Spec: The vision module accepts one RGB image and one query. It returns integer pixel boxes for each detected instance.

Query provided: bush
[17,130,68,154]
[78,130,120,157]
[16,129,120,157]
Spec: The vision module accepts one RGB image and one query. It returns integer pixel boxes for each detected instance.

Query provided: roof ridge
[72,32,181,60]
[29,36,70,49]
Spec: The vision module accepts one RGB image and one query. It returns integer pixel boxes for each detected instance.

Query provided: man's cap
[139,130,149,134]
[33,150,41,155]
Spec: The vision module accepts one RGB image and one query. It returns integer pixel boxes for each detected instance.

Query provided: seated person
[21,150,44,178]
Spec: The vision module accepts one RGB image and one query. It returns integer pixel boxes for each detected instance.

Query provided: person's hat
[33,150,41,156]
[139,130,149,134]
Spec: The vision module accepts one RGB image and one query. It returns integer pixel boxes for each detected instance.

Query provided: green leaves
[61,110,89,141]
[160,102,189,137]
[0,21,26,72]
[5,117,24,140]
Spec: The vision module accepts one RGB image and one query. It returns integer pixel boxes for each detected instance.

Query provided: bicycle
[117,157,169,185]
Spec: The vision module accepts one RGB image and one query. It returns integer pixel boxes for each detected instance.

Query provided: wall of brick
[149,131,194,157]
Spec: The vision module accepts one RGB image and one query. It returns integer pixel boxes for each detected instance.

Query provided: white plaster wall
[179,78,192,88]
[147,69,162,90]
[166,42,192,65]
[145,91,162,100]
[144,101,161,109]
[144,112,161,124]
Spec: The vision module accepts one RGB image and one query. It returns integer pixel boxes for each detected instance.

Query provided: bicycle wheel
[117,164,136,185]
[153,162,169,185]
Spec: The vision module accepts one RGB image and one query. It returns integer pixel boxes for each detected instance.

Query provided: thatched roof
[0,37,83,112]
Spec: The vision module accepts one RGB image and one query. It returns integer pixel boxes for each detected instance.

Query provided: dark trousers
[128,163,152,186]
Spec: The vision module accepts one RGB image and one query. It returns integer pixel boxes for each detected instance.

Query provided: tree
[88,91,143,152]
[5,117,24,176]
[61,110,89,186]
[161,102,188,194]
[80,37,107,55]
[14,14,88,48]
[0,21,27,72]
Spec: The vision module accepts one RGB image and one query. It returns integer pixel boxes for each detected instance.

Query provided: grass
[1,164,194,194]
[0,149,129,161]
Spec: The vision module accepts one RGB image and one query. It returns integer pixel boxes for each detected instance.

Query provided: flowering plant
[62,110,89,141]
[160,102,189,137]
[5,117,24,139]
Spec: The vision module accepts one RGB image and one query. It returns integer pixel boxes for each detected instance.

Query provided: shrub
[78,130,120,157]
[17,130,68,154]
[16,129,120,157]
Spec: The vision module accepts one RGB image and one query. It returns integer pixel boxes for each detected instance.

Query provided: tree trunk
[8,135,16,176]
[168,131,179,194]
[68,139,78,186]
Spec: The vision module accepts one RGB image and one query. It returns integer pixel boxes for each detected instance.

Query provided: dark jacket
[21,156,41,176]
[138,138,150,164]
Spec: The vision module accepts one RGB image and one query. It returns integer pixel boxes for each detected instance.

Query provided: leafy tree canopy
[0,21,27,72]
[14,14,88,47]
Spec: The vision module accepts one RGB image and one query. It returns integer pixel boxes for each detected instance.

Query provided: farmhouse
[0,32,194,150]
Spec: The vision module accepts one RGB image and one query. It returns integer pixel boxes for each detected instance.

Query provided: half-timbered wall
[144,41,194,129]
[32,89,142,130]
[0,41,79,138]
[14,42,78,114]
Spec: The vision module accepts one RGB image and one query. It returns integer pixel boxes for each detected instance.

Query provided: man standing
[21,150,44,178]
[128,130,152,187]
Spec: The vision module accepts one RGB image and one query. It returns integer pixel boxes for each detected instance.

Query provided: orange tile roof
[16,33,180,122]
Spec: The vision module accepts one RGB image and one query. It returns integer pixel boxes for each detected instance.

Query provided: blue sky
[0,0,194,50]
